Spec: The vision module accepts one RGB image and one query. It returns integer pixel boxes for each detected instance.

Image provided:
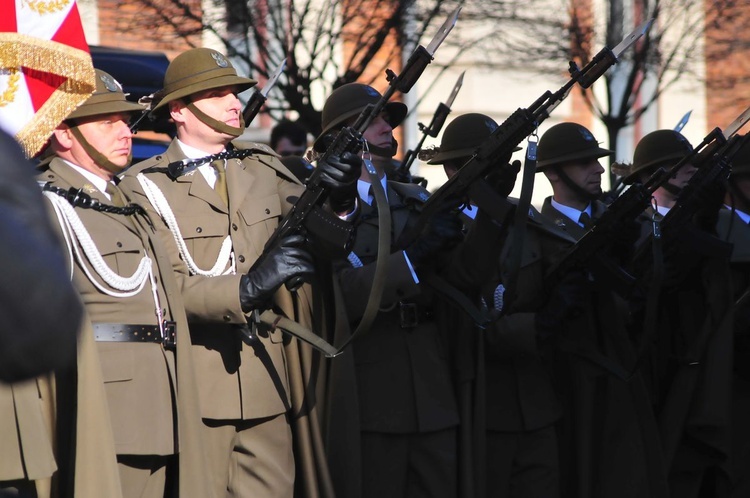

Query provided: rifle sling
[335,160,391,352]
[502,145,537,310]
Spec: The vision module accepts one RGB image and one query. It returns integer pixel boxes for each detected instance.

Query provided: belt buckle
[399,302,419,329]
[162,321,177,349]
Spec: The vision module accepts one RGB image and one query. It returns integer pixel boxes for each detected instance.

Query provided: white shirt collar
[551,198,591,227]
[357,176,389,206]
[176,138,224,187]
[63,160,111,198]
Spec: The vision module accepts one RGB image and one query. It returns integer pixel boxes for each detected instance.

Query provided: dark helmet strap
[365,137,398,158]
[187,102,245,137]
[553,165,599,202]
[69,126,130,175]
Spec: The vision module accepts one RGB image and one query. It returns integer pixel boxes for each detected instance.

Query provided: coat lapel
[162,141,229,214]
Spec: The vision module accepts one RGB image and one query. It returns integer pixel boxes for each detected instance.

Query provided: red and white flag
[0,0,96,157]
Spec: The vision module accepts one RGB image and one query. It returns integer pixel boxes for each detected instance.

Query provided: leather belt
[382,301,433,329]
[94,322,176,348]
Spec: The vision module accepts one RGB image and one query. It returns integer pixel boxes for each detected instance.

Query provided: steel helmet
[313,83,407,152]
[622,129,693,184]
[428,113,500,164]
[536,122,612,171]
[153,48,256,112]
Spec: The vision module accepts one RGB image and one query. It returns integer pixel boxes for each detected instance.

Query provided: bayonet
[722,105,750,139]
[426,7,461,56]
[261,59,285,98]
[612,19,653,58]
[396,71,465,181]
[242,59,286,125]
[574,18,654,88]
[444,70,464,110]
[674,110,691,132]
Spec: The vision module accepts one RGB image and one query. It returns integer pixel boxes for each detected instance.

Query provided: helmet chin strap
[365,137,398,158]
[69,126,131,175]
[553,166,600,203]
[187,103,245,137]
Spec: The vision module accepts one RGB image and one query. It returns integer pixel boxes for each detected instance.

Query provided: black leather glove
[405,204,463,270]
[239,234,315,312]
[319,151,362,213]
[486,159,521,197]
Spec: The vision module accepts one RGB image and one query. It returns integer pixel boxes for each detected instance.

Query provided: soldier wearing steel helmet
[534,122,669,498]
[716,134,750,498]
[121,48,360,498]
[428,112,565,498]
[317,82,462,498]
[619,129,733,498]
[36,69,210,498]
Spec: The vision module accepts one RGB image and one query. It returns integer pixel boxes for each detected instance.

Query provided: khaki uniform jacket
[39,159,211,497]
[122,139,310,421]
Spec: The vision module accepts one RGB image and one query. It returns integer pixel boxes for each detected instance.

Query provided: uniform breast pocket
[237,194,282,255]
[97,232,147,275]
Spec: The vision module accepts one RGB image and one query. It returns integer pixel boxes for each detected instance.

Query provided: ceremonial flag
[0,0,96,157]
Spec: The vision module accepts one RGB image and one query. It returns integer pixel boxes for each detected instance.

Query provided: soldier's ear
[169,100,188,124]
[51,125,73,150]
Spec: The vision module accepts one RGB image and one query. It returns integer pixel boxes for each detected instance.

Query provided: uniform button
[232,223,238,231]
[196,227,202,233]
[47,174,53,179]
[223,315,231,322]
[238,255,245,263]
[156,155,162,160]
[117,242,123,247]
[265,208,271,214]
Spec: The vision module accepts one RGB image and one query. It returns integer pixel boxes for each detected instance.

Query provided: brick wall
[97,0,200,60]
[704,1,750,131]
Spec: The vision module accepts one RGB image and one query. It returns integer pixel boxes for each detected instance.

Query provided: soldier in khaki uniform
[38,69,210,498]
[121,48,359,498]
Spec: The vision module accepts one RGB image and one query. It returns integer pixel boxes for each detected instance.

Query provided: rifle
[262,7,461,256]
[393,71,465,184]
[545,106,750,292]
[627,124,750,279]
[402,19,653,247]
[242,59,285,126]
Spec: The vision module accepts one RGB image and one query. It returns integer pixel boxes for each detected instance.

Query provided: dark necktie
[578,211,592,229]
[212,159,229,207]
[105,182,126,207]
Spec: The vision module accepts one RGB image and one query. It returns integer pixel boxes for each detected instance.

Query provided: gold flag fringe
[0,33,96,157]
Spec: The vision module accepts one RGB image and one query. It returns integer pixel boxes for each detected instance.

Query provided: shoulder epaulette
[231,140,280,157]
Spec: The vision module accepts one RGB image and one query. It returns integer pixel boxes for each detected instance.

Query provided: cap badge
[100,74,121,92]
[211,52,229,68]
